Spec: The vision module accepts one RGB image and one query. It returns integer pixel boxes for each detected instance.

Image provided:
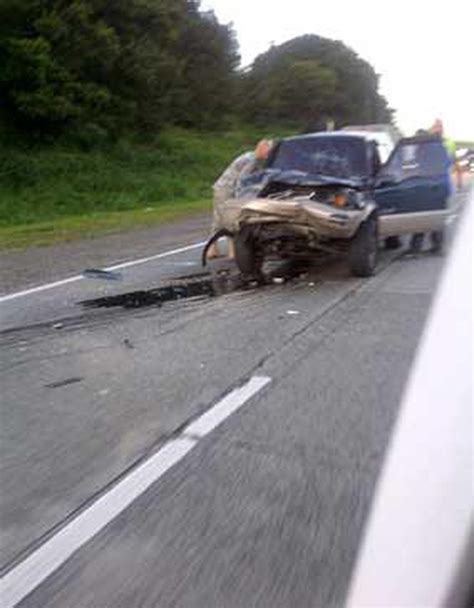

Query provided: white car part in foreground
[347,198,473,606]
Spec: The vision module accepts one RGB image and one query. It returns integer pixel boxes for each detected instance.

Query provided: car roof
[341,130,392,143]
[283,131,369,143]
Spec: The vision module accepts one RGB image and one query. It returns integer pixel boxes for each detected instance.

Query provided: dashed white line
[0,375,271,608]
[0,241,206,303]
[185,376,272,438]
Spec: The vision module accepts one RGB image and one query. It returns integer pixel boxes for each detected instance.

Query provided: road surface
[0,188,470,607]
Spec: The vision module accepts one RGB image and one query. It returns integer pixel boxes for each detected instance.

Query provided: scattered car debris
[45,377,83,389]
[83,268,123,281]
[286,310,300,316]
[52,322,64,329]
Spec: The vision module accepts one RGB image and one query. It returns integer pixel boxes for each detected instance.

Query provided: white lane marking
[185,376,272,438]
[0,375,271,608]
[104,241,206,272]
[0,241,206,303]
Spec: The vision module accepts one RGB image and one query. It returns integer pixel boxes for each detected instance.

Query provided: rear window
[268,137,368,179]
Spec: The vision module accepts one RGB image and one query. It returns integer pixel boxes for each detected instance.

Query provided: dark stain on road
[79,274,247,310]
[79,259,318,311]
[45,377,83,389]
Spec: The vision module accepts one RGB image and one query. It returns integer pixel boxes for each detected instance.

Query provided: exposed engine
[259,181,343,205]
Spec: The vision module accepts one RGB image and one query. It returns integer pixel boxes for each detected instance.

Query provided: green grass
[0,200,210,250]
[0,126,287,249]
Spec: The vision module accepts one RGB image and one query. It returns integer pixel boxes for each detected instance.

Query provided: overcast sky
[202,0,472,141]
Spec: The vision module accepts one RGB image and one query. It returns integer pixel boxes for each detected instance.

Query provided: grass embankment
[0,127,281,250]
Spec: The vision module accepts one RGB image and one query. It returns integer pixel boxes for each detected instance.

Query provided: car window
[380,140,450,181]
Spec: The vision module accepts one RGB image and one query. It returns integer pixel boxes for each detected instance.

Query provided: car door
[374,137,451,237]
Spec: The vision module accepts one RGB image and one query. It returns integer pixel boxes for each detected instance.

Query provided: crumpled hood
[235,196,367,239]
[239,197,329,224]
[238,169,366,197]
[261,169,365,189]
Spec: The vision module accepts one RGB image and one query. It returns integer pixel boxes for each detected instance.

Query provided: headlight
[332,193,348,208]
[330,190,365,209]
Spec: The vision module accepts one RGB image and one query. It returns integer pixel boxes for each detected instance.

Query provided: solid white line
[0,375,271,608]
[0,241,206,303]
[104,241,206,272]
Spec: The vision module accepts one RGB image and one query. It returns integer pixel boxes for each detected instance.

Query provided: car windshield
[268,136,368,180]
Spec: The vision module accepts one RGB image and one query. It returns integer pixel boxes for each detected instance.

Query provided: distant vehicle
[457,148,474,173]
[203,132,451,278]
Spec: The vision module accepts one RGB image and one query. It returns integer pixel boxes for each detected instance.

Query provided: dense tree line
[0,0,239,140]
[0,2,392,142]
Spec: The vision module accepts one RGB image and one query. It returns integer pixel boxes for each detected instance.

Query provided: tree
[240,35,393,129]
[173,9,240,128]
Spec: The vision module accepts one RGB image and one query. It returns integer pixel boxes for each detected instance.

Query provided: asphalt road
[0,188,470,607]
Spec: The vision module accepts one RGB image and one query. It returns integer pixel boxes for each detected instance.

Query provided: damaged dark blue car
[205,132,452,277]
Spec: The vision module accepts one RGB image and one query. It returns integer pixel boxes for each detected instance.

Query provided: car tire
[430,228,445,254]
[385,235,401,250]
[409,233,424,253]
[349,215,378,277]
[234,228,263,276]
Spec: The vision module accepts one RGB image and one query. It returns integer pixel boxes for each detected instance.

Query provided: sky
[202,0,473,141]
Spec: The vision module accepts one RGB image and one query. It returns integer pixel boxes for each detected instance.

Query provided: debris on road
[52,322,64,329]
[45,377,83,389]
[80,279,217,309]
[79,271,263,310]
[83,268,123,281]
[286,310,300,316]
[272,277,285,285]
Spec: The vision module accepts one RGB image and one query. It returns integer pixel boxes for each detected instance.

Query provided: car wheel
[430,228,445,254]
[409,233,424,253]
[234,228,263,276]
[349,215,378,277]
[385,235,401,250]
